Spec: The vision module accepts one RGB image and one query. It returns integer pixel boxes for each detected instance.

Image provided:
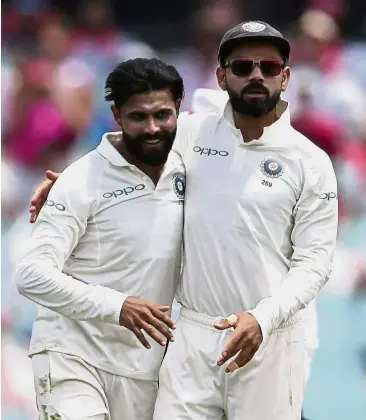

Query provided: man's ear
[175,99,181,115]
[216,66,227,91]
[111,105,121,126]
[281,67,291,92]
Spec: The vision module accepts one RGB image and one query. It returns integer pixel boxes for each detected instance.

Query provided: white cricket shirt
[174,100,338,339]
[15,133,185,380]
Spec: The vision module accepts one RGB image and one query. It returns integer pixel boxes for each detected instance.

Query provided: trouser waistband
[179,306,301,333]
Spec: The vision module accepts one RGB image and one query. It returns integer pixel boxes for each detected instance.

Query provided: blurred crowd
[1,1,366,419]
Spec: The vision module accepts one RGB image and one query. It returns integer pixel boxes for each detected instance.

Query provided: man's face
[112,90,179,166]
[216,43,290,118]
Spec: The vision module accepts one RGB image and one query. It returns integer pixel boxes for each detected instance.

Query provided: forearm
[16,258,127,325]
[248,259,331,337]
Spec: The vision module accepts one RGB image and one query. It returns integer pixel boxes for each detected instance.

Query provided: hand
[29,170,60,223]
[214,312,263,373]
[119,297,176,349]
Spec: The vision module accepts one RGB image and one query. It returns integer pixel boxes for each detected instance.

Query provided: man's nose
[248,64,265,82]
[144,118,160,136]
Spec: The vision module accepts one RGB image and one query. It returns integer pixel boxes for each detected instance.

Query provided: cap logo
[242,22,266,33]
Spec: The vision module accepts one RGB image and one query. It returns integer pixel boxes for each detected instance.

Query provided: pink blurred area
[1,1,366,419]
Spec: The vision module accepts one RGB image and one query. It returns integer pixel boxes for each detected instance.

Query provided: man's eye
[155,111,170,119]
[130,114,145,121]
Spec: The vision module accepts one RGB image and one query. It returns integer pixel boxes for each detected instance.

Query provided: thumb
[214,314,238,330]
[46,170,60,182]
[214,318,231,330]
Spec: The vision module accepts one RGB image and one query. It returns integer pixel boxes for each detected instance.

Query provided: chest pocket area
[238,170,297,224]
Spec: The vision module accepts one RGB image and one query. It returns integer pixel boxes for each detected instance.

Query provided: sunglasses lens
[229,59,283,77]
[230,59,254,77]
[260,60,282,76]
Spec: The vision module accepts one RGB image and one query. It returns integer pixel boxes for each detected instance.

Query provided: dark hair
[105,58,184,109]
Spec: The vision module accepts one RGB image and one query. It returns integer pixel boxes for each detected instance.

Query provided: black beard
[122,127,177,166]
[227,83,282,118]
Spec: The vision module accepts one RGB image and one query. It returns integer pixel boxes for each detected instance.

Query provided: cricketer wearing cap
[190,87,319,391]
[153,21,338,420]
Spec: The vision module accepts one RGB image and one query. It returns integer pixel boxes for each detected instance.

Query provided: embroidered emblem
[260,157,284,178]
[172,173,185,201]
[242,22,266,33]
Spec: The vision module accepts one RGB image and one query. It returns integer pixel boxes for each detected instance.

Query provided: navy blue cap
[218,21,291,66]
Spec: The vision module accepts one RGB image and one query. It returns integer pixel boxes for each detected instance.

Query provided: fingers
[119,298,175,349]
[140,321,169,346]
[217,331,245,366]
[30,180,51,206]
[29,205,37,223]
[214,318,231,330]
[214,314,238,330]
[147,307,175,342]
[30,170,58,211]
[149,316,175,342]
[225,347,256,373]
[133,305,175,347]
[46,170,60,182]
[30,171,58,206]
[226,314,238,326]
[214,318,233,330]
[132,327,151,349]
[29,177,55,223]
[151,306,176,330]
[216,314,262,372]
[29,203,41,223]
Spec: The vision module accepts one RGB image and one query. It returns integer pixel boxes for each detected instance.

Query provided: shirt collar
[222,99,291,142]
[96,131,183,172]
[96,132,131,167]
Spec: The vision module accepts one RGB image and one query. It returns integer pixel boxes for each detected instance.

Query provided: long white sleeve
[16,137,184,379]
[248,155,338,338]
[15,167,127,325]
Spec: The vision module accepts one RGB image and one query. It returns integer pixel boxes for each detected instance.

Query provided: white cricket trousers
[154,307,306,420]
[32,351,158,420]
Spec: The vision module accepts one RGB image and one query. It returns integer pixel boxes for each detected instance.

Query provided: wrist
[102,288,129,325]
[246,305,272,340]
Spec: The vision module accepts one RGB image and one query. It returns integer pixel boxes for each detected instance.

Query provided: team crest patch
[242,22,266,33]
[172,173,185,201]
[260,157,284,178]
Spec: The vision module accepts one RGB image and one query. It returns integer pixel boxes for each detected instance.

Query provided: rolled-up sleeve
[248,154,338,338]
[15,169,128,325]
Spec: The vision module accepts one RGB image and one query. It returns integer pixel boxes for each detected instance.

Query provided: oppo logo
[45,200,66,211]
[319,192,337,200]
[193,146,229,157]
[103,184,146,198]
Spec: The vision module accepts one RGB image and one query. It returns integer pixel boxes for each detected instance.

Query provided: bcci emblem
[172,173,185,203]
[260,157,284,178]
[242,22,266,33]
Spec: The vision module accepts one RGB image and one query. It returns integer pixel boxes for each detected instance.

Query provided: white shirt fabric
[15,133,185,380]
[190,89,320,383]
[174,99,338,340]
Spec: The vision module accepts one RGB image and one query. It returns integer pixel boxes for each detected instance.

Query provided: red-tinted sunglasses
[224,58,284,77]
